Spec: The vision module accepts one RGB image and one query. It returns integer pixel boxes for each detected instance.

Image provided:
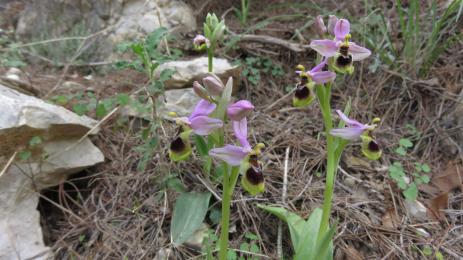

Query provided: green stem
[218,165,240,260]
[317,83,337,241]
[208,48,213,72]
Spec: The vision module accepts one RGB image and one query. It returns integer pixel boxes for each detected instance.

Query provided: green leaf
[96,103,107,118]
[399,138,413,148]
[208,207,221,225]
[116,93,130,106]
[245,232,259,241]
[257,205,308,251]
[420,175,430,184]
[29,136,43,147]
[166,177,186,193]
[18,150,32,161]
[395,147,407,156]
[227,250,237,260]
[294,208,330,260]
[250,243,260,253]
[194,135,209,157]
[421,164,431,173]
[403,183,418,201]
[240,242,250,252]
[170,192,211,246]
[422,245,433,256]
[72,103,89,116]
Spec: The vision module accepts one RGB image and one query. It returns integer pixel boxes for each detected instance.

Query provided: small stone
[154,57,241,90]
[404,200,428,221]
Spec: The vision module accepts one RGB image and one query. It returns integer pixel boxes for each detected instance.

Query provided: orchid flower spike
[209,111,265,195]
[330,110,382,160]
[309,18,371,74]
[168,99,223,161]
[293,58,336,107]
[193,34,210,51]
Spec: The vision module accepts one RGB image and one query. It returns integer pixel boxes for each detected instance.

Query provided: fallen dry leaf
[421,160,462,196]
[382,207,400,229]
[428,192,449,220]
[344,245,364,260]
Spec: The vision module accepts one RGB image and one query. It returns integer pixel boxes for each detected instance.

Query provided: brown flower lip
[170,136,186,153]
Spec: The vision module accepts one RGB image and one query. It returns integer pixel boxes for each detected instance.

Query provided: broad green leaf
[170,192,211,246]
[194,135,209,157]
[257,205,308,250]
[399,138,413,148]
[294,208,326,260]
[166,177,186,193]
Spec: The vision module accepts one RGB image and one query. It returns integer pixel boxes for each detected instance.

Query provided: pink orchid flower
[178,99,223,135]
[309,18,371,72]
[330,110,375,140]
[295,57,336,84]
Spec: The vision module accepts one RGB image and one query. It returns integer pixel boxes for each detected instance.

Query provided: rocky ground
[0,0,462,259]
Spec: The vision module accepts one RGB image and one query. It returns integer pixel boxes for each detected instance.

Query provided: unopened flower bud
[203,75,224,96]
[327,15,339,36]
[314,15,327,36]
[227,100,254,121]
[193,81,210,100]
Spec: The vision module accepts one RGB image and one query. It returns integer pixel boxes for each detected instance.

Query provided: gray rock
[157,88,201,118]
[0,84,104,259]
[16,0,196,61]
[155,57,242,90]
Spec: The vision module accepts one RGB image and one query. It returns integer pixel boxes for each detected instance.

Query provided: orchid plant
[193,13,226,72]
[169,75,264,260]
[261,15,381,259]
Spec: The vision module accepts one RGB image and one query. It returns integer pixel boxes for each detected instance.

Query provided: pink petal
[227,100,254,121]
[309,40,338,57]
[203,75,224,96]
[189,116,223,135]
[334,19,350,40]
[330,127,365,140]
[310,71,336,84]
[233,118,251,149]
[309,57,328,73]
[209,145,248,166]
[327,15,339,36]
[335,110,366,128]
[190,99,216,119]
[349,42,371,61]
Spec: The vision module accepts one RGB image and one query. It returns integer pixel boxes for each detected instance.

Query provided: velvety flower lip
[329,110,373,140]
[227,100,255,121]
[209,144,249,166]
